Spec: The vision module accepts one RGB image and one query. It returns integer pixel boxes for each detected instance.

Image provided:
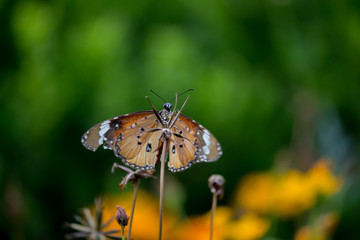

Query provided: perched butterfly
[81,92,222,172]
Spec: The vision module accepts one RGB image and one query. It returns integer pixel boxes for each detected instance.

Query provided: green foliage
[1,0,360,239]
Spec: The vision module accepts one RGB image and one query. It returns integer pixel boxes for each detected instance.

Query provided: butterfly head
[163,103,172,112]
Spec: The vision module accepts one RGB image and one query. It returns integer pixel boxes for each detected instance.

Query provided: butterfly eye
[163,103,172,112]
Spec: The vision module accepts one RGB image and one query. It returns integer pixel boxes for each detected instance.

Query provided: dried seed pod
[208,174,225,199]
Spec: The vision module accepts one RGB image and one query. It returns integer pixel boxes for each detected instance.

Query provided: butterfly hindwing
[168,114,222,172]
[121,130,163,169]
[114,114,163,169]
[168,133,197,172]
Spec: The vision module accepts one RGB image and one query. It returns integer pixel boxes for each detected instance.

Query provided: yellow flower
[226,212,270,240]
[102,190,177,240]
[235,171,317,218]
[307,159,343,196]
[235,173,275,214]
[235,158,342,218]
[175,207,269,240]
[174,207,232,240]
[273,170,317,217]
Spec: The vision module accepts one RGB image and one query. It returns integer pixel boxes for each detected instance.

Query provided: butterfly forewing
[195,127,222,161]
[82,111,163,169]
[81,118,122,151]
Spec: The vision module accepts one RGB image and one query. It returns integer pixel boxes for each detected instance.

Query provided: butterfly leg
[145,96,164,125]
[169,93,178,124]
[169,95,190,129]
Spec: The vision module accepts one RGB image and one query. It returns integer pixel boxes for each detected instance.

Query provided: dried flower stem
[158,139,168,240]
[128,181,139,240]
[208,174,225,240]
[210,192,217,240]
[121,226,126,240]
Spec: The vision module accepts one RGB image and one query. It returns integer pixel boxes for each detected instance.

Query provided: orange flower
[235,171,316,217]
[102,190,177,240]
[235,159,343,218]
[235,173,275,214]
[273,170,317,217]
[175,207,269,240]
[307,159,343,196]
[174,207,232,240]
[226,213,270,240]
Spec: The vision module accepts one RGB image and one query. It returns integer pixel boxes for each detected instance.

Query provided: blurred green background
[1,0,360,239]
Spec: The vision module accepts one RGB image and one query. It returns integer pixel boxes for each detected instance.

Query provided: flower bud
[115,205,128,227]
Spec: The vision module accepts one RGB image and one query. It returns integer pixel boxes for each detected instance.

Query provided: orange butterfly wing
[168,115,222,172]
[82,111,222,172]
[82,111,163,169]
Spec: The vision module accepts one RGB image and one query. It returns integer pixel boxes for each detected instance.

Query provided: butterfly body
[82,97,222,172]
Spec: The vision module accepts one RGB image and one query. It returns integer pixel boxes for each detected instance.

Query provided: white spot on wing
[202,129,211,155]
[98,121,110,145]
[100,120,110,128]
[98,136,105,145]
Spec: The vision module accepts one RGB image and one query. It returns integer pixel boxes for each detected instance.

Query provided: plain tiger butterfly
[81,91,222,172]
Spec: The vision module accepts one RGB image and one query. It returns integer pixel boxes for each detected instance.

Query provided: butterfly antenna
[148,89,166,103]
[169,88,194,102]
[169,95,190,129]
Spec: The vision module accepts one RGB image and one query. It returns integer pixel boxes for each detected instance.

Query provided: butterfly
[81,92,222,172]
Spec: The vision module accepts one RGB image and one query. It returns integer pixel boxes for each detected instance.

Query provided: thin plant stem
[210,193,217,240]
[128,181,139,240]
[158,139,168,240]
[121,226,125,240]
